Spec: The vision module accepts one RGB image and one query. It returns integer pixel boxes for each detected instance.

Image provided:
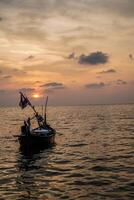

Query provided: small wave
[68,143,88,147]
[54,160,71,164]
[91,165,112,172]
[67,173,84,178]
[72,179,113,186]
[42,170,62,177]
[89,179,113,186]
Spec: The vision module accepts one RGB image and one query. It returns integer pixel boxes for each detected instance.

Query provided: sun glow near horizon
[32,93,40,99]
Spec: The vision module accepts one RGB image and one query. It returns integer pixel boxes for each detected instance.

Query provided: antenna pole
[44,96,48,125]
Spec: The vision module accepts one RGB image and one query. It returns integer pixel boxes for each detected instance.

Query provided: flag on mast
[19,92,30,109]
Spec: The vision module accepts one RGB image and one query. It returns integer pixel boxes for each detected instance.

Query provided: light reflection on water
[0,105,134,200]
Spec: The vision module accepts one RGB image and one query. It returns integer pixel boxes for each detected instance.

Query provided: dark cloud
[85,82,105,89]
[3,75,12,79]
[117,80,127,85]
[97,69,116,74]
[68,52,76,59]
[25,55,34,60]
[41,82,63,88]
[0,17,3,21]
[129,54,133,60]
[78,51,109,65]
[40,82,66,91]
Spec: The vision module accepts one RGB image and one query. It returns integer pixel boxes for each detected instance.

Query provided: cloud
[102,0,134,18]
[97,69,116,74]
[25,55,34,60]
[19,88,35,93]
[0,89,5,94]
[86,80,128,88]
[85,82,105,89]
[2,75,12,79]
[40,81,66,95]
[117,80,127,85]
[51,85,66,90]
[0,0,134,20]
[41,82,63,88]
[40,82,66,91]
[129,54,133,60]
[13,68,27,74]
[0,17,3,21]
[34,81,42,84]
[78,51,109,65]
[68,52,76,59]
[0,66,27,77]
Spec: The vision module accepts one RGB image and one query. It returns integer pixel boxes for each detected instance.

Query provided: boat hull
[18,133,55,148]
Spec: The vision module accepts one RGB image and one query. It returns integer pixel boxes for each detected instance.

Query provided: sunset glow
[32,94,40,99]
[0,0,134,106]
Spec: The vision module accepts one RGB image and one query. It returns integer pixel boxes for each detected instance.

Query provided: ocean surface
[0,105,134,200]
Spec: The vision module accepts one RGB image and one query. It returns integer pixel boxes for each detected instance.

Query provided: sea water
[0,105,134,200]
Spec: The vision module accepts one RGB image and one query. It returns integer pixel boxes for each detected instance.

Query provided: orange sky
[0,0,134,106]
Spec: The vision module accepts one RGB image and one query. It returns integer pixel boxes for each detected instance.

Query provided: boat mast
[44,96,48,125]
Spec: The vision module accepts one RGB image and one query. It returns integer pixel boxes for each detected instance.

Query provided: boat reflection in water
[16,143,54,200]
[19,140,55,158]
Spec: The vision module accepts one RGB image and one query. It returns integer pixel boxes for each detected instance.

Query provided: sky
[0,0,134,106]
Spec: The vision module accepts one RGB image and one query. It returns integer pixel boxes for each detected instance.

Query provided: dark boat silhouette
[16,92,56,148]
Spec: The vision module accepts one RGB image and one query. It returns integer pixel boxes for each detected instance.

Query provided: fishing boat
[17,92,56,148]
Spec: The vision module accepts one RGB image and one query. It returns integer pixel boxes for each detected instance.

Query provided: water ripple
[0,105,134,200]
